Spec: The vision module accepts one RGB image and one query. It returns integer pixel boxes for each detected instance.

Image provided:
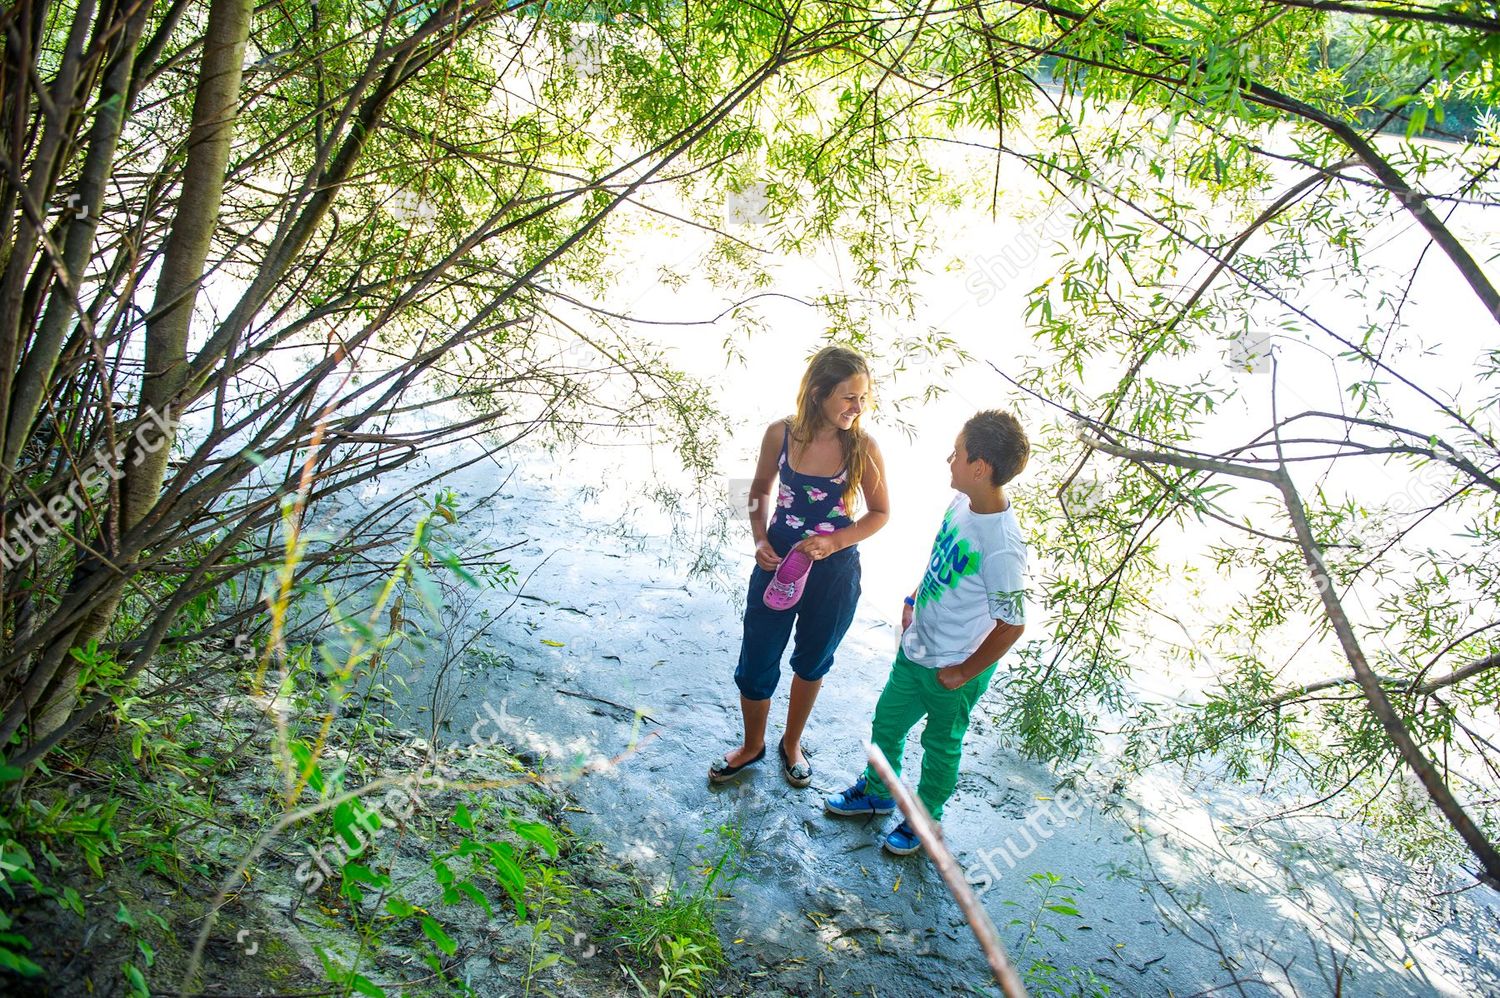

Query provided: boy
[825,410,1029,854]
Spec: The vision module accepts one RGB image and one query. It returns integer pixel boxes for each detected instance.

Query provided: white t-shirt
[900,493,1027,668]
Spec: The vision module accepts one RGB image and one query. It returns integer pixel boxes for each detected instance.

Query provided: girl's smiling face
[820,373,869,431]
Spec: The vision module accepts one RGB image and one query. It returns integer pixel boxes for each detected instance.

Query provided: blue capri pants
[734,543,861,701]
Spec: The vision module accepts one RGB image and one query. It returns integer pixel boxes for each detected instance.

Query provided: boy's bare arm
[937,620,1025,690]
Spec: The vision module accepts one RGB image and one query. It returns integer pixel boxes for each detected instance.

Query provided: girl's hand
[755,540,782,571]
[794,535,839,560]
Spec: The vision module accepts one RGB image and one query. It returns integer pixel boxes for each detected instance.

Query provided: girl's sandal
[708,745,766,784]
[763,549,814,611]
[778,740,813,788]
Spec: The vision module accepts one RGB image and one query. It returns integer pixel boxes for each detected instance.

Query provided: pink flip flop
[763,549,813,611]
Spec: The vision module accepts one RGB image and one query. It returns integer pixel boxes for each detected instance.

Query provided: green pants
[862,649,996,821]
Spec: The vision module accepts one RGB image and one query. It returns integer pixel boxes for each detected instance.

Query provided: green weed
[1004,871,1110,998]
[606,822,743,997]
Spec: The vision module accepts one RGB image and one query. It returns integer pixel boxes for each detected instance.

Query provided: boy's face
[947,432,991,491]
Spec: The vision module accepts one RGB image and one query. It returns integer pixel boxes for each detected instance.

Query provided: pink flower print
[785,514,804,530]
[777,483,794,509]
[829,503,847,518]
[804,486,828,502]
[831,471,847,485]
[814,522,836,534]
[804,529,816,537]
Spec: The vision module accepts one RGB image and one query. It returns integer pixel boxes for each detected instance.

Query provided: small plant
[520,864,575,997]
[607,822,742,997]
[309,795,571,997]
[1003,871,1110,998]
[0,762,101,979]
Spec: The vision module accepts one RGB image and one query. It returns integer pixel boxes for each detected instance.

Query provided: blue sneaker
[883,819,921,856]
[824,776,896,817]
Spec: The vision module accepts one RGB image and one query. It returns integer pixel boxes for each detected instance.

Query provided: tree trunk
[25,0,252,745]
[4,0,155,470]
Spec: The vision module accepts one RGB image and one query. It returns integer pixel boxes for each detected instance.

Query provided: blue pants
[734,544,861,701]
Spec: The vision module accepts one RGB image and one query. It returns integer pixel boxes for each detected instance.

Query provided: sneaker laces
[836,781,866,805]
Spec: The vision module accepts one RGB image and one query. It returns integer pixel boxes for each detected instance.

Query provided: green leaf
[438,550,480,588]
[289,741,326,795]
[408,563,443,618]
[420,915,457,956]
[510,820,560,858]
[453,803,475,832]
[343,862,391,889]
[350,973,385,997]
[333,801,377,854]
[1406,105,1428,139]
[455,880,493,916]
[123,962,148,995]
[488,846,529,919]
[0,947,42,976]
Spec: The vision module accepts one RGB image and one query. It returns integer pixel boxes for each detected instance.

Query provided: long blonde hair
[788,345,871,515]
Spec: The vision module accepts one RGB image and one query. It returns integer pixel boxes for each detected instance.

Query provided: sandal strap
[780,741,812,779]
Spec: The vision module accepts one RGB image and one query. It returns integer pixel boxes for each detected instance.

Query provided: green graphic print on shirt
[915,507,981,610]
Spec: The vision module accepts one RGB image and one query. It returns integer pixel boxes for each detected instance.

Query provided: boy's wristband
[903,596,915,607]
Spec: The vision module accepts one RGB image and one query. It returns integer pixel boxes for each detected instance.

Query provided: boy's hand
[936,666,969,690]
[754,540,782,571]
[794,535,838,560]
[901,601,914,632]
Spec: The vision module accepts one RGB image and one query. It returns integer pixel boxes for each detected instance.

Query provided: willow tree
[858,1,1499,890]
[3,0,1495,898]
[0,0,959,770]
[600,0,1499,890]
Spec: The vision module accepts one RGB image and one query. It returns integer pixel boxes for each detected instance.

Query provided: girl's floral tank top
[768,423,856,549]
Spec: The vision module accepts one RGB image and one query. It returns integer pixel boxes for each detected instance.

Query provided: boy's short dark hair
[963,410,1029,486]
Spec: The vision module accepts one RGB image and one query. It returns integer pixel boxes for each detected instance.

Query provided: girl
[709,346,890,787]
